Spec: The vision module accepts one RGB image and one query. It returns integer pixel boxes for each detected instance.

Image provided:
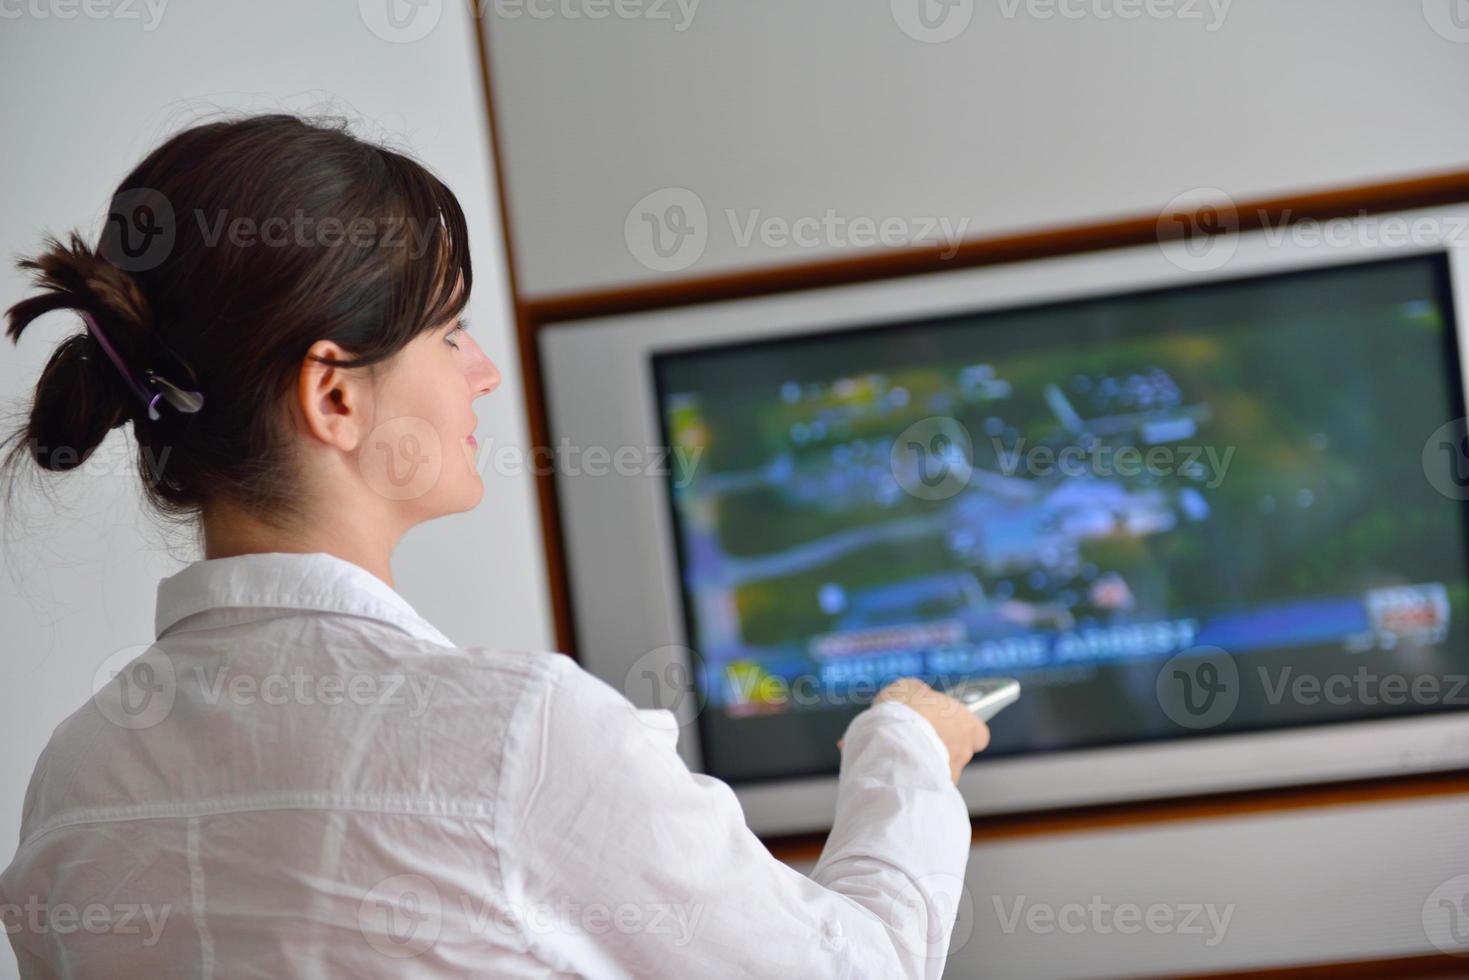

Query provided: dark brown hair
[1,113,472,531]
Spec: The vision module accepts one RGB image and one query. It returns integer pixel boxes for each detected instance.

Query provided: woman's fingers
[972,716,991,752]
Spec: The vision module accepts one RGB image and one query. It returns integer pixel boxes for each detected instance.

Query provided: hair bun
[8,231,151,335]
[4,233,155,470]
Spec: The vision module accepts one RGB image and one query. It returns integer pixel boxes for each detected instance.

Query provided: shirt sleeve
[497,657,974,979]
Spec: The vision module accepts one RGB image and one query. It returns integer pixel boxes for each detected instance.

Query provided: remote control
[942,677,1021,721]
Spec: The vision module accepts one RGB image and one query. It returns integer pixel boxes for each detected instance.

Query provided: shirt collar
[155,551,454,647]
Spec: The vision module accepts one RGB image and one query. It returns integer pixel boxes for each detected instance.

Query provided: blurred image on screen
[653,253,1469,784]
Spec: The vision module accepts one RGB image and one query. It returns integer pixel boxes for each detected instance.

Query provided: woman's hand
[838,678,991,783]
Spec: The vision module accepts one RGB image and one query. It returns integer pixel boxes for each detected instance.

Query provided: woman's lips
[463,434,481,476]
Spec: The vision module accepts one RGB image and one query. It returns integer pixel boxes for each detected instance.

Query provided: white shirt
[1,551,973,978]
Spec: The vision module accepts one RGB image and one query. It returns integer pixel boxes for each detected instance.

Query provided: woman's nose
[474,354,501,397]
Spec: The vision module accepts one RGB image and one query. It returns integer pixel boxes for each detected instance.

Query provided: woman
[0,114,990,978]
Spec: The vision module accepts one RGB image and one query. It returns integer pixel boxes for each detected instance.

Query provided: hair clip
[144,370,205,420]
[80,310,205,422]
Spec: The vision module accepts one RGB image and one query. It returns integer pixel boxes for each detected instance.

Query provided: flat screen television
[540,203,1469,835]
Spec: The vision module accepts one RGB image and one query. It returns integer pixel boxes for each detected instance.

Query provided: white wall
[482,0,1469,298]
[0,8,554,965]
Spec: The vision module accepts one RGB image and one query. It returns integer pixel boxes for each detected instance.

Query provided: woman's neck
[200,501,399,590]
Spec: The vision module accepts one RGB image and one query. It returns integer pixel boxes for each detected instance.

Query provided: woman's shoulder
[13,646,598,843]
[447,646,641,713]
[418,645,599,715]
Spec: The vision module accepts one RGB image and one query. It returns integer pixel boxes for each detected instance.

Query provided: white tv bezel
[539,202,1469,836]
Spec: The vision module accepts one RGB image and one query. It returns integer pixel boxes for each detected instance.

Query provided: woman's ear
[297,340,370,453]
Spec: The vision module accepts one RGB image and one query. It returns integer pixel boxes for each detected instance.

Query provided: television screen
[652,253,1469,785]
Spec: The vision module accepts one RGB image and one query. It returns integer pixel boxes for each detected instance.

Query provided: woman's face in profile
[357,312,500,520]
